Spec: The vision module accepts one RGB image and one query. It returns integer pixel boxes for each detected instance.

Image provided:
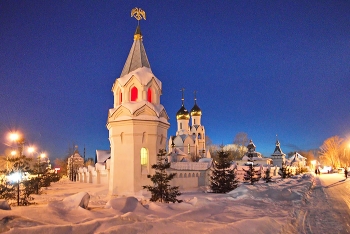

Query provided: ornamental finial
[131,7,146,22]
[180,88,185,105]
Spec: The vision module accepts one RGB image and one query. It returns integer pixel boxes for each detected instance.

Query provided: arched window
[194,119,196,125]
[180,123,182,129]
[131,86,138,101]
[147,88,152,102]
[198,133,202,139]
[120,92,122,104]
[141,147,148,166]
[188,144,190,154]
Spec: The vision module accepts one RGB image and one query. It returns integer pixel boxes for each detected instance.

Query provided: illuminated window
[141,147,148,165]
[147,88,152,102]
[131,86,138,101]
[120,92,122,103]
[188,144,190,154]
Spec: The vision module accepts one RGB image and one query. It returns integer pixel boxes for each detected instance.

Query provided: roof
[190,102,202,116]
[120,25,151,77]
[96,150,110,163]
[176,105,190,120]
[271,140,286,157]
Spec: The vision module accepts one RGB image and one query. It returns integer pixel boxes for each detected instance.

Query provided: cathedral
[167,91,209,162]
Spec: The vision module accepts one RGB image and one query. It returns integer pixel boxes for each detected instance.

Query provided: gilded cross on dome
[180,88,185,105]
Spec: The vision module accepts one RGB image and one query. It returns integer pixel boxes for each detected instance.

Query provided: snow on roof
[108,102,169,124]
[198,158,213,163]
[289,152,306,161]
[109,101,167,117]
[168,147,187,156]
[118,67,161,90]
[96,150,110,163]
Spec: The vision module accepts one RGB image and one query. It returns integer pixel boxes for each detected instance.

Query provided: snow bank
[48,192,90,211]
[0,173,317,234]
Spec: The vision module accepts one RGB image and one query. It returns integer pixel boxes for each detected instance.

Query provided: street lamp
[9,132,23,206]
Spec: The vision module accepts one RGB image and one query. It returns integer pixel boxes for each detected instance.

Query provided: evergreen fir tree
[143,149,182,203]
[263,167,273,183]
[278,162,291,179]
[4,155,36,206]
[210,147,239,193]
[242,153,261,185]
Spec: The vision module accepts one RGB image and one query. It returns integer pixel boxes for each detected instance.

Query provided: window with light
[141,147,148,165]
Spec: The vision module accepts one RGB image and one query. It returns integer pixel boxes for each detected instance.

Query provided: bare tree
[319,136,343,168]
[205,135,213,147]
[233,132,249,159]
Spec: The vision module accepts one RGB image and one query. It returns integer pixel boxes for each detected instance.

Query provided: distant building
[270,140,286,167]
[67,149,84,181]
[287,152,306,167]
[235,139,272,166]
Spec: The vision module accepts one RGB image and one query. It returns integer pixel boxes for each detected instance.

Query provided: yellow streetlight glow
[11,151,17,156]
[40,153,46,158]
[28,147,35,153]
[9,132,19,142]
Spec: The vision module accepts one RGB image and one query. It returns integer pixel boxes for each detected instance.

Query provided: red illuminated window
[131,87,138,101]
[147,88,152,102]
[120,92,122,103]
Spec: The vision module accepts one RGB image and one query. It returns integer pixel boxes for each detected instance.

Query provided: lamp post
[9,132,24,206]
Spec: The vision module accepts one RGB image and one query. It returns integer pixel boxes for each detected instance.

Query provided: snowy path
[293,174,350,233]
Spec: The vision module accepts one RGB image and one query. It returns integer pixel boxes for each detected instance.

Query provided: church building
[167,91,208,162]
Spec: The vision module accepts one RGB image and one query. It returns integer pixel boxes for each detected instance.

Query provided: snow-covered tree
[243,153,261,185]
[279,162,291,179]
[143,149,182,203]
[210,147,239,193]
[263,167,272,183]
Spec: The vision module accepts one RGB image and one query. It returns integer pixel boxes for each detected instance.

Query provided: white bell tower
[107,8,170,195]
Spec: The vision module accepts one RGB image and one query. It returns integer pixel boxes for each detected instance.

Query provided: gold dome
[176,105,190,120]
[190,103,202,116]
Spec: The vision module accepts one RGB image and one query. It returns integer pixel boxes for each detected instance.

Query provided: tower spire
[120,8,150,77]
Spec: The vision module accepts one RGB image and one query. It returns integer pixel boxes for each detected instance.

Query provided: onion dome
[176,105,190,120]
[190,102,202,116]
[190,91,202,116]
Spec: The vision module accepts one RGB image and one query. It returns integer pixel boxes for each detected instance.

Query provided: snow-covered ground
[0,174,315,234]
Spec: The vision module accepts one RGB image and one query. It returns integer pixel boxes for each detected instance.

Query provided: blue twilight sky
[1,1,349,161]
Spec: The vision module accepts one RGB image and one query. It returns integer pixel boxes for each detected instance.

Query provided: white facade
[270,140,286,167]
[106,25,170,196]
